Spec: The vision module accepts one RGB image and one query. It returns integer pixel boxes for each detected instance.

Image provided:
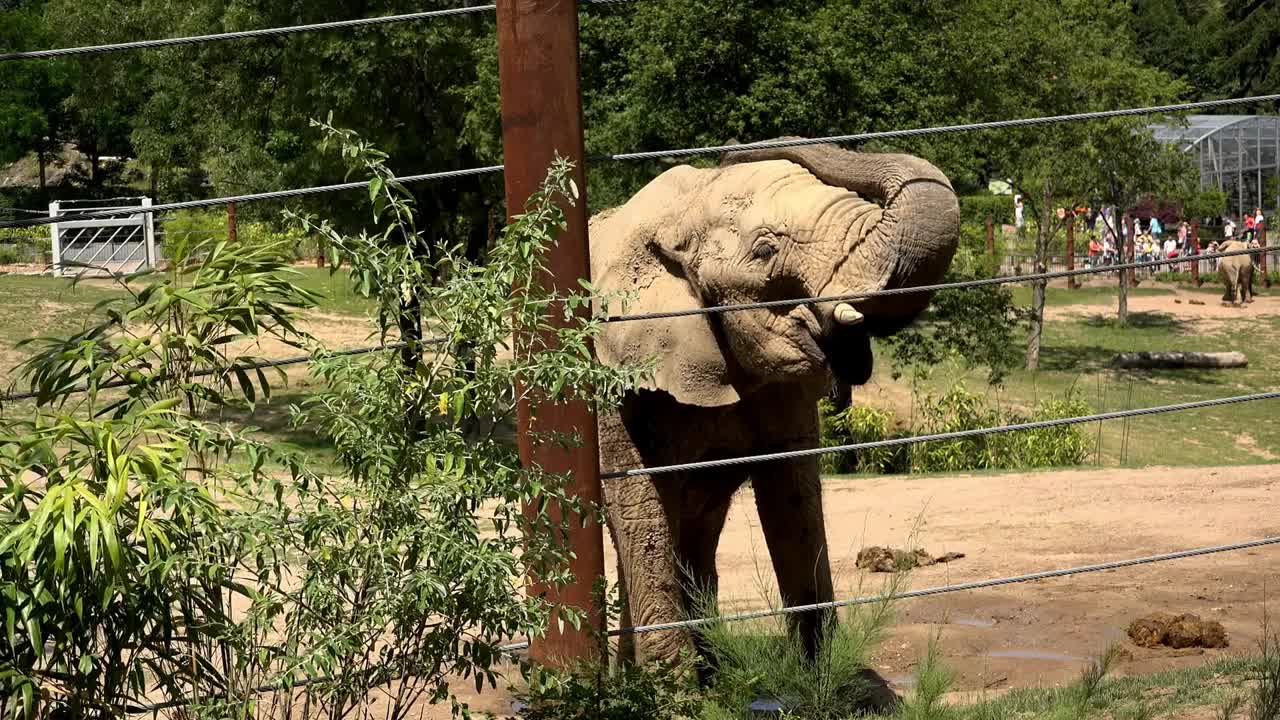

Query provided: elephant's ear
[592,167,743,408]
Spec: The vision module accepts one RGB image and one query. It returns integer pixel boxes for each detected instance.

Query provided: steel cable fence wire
[599,93,1280,162]
[0,0,639,62]
[604,244,1272,322]
[0,165,506,230]
[600,390,1280,479]
[0,341,420,404]
[497,534,1280,650]
[7,93,1280,232]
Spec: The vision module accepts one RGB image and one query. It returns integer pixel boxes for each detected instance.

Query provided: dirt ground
[434,463,1280,716]
[1044,285,1280,328]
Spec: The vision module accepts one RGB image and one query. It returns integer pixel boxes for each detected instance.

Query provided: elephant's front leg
[603,474,689,664]
[750,456,835,659]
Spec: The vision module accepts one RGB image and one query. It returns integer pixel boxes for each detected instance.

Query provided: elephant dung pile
[856,546,965,573]
[1126,612,1229,649]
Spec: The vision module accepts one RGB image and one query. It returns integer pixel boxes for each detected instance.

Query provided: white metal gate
[49,197,156,277]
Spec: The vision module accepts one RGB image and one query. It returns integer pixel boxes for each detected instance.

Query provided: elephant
[589,139,960,671]
[1218,240,1254,306]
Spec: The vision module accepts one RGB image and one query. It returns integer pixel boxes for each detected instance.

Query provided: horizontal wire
[0,342,413,405]
[606,244,1273,322]
[600,93,1280,162]
[497,534,1280,650]
[0,0,635,62]
[7,93,1280,232]
[601,390,1280,479]
[0,165,505,230]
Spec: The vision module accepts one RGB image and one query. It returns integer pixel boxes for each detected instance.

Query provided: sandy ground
[428,463,1280,717]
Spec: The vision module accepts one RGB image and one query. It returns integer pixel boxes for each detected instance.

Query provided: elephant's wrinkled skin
[1219,240,1254,305]
[591,141,960,666]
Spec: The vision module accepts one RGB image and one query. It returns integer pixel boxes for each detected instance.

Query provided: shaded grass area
[0,271,374,472]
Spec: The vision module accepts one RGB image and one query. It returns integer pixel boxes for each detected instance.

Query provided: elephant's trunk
[722,139,960,335]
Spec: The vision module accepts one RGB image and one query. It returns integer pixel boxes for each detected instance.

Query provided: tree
[937,0,1188,366]
[1216,0,1280,100]
[0,2,70,199]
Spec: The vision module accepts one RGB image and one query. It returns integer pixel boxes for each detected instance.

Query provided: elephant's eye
[752,241,777,261]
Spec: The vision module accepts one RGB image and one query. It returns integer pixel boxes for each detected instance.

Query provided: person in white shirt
[1255,207,1266,232]
[1162,237,1177,269]
[1224,217,1236,239]
[1014,195,1024,229]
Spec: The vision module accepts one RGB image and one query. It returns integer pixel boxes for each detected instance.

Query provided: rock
[856,546,965,573]
[1126,612,1228,650]
[1189,299,1206,305]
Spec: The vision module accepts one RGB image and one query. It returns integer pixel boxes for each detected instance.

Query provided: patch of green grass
[942,655,1263,720]
[287,267,377,316]
[1009,285,1175,307]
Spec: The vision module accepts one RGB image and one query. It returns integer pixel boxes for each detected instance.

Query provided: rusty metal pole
[227,201,238,243]
[1191,221,1202,286]
[985,215,995,259]
[1065,215,1077,289]
[496,0,604,668]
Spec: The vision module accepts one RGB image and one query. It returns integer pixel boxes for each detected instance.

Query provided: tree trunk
[37,150,48,201]
[1026,280,1045,370]
[149,163,159,197]
[1118,262,1128,324]
[1025,193,1053,371]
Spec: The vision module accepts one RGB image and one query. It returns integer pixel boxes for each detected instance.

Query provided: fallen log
[1111,351,1248,369]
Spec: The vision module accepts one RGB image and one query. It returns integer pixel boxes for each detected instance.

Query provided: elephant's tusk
[833,303,864,326]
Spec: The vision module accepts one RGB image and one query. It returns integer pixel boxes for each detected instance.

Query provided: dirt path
[437,463,1280,716]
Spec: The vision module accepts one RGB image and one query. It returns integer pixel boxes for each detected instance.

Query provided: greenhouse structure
[1150,114,1280,219]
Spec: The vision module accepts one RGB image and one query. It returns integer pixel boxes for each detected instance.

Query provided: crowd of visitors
[1060,203,1268,274]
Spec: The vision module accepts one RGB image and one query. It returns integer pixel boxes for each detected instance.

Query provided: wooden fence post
[1191,220,1201,286]
[227,201,238,244]
[496,0,604,668]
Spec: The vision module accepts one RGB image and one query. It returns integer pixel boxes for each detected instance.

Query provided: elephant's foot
[857,668,902,715]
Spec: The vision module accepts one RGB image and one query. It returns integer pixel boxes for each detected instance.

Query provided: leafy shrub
[1,231,318,717]
[910,385,1091,473]
[0,246,18,264]
[818,400,905,475]
[161,209,323,261]
[818,385,1091,476]
[2,125,645,720]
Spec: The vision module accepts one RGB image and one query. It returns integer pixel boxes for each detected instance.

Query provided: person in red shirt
[1245,212,1256,241]
[1088,236,1102,267]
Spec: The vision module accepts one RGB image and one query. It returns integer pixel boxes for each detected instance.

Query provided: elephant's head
[591,140,959,407]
